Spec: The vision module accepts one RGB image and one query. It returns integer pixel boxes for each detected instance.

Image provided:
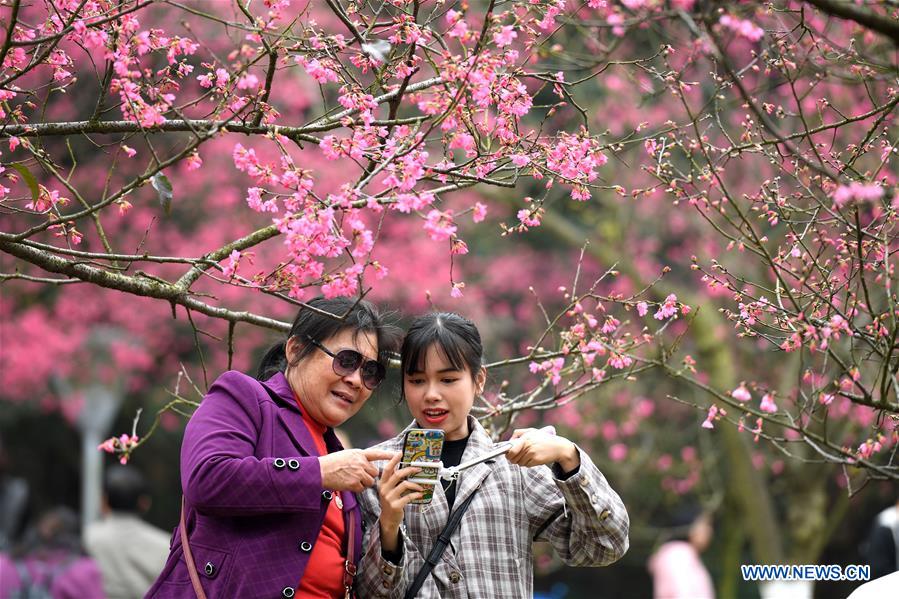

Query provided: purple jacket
[146,371,362,599]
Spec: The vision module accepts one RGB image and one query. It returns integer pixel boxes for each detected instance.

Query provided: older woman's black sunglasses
[306,336,386,390]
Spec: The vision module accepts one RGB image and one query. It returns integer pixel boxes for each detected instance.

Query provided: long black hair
[399,312,483,401]
[255,296,399,381]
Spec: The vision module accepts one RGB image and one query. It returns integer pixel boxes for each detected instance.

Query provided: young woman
[148,297,399,599]
[357,312,629,598]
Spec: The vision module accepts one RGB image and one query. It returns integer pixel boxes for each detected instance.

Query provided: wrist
[380,519,400,551]
[317,456,331,488]
[555,441,580,472]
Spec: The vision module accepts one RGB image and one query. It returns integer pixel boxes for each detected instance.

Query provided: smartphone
[401,428,445,504]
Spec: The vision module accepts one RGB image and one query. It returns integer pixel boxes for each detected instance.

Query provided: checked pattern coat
[356,417,629,598]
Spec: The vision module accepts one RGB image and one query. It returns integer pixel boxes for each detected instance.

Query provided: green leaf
[151,172,174,216]
[9,163,39,202]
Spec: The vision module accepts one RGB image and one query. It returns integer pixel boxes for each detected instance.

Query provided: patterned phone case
[401,428,445,504]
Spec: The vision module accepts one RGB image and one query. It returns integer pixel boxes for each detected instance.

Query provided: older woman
[148,297,399,599]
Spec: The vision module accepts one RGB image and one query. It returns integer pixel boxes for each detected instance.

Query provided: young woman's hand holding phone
[377,452,423,553]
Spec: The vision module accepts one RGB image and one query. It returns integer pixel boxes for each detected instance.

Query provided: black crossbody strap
[532,506,565,542]
[403,488,480,599]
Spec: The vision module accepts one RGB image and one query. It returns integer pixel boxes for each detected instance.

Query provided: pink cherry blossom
[186,151,203,171]
[608,443,628,462]
[719,15,765,42]
[857,438,883,460]
[26,187,67,212]
[653,294,678,320]
[296,56,339,84]
[831,182,884,207]
[607,353,633,369]
[759,393,777,414]
[472,202,487,223]
[731,384,752,402]
[246,187,278,213]
[423,209,457,242]
[517,208,543,228]
[507,154,528,168]
[493,26,517,48]
[221,250,241,279]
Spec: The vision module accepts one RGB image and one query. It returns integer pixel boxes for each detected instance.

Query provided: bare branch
[803,0,899,45]
[0,236,291,331]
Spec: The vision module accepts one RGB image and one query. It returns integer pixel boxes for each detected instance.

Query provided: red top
[296,399,347,598]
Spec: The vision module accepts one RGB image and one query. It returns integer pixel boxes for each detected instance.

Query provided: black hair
[667,504,705,542]
[400,312,483,401]
[104,465,147,512]
[256,296,399,381]
[14,506,85,557]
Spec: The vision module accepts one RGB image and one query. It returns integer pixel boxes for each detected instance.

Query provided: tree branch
[0,236,290,331]
[803,0,899,45]
[0,115,429,139]
[174,224,280,290]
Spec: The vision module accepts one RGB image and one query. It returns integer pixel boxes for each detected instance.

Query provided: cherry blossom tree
[4,2,899,595]
[0,0,647,431]
[0,0,896,460]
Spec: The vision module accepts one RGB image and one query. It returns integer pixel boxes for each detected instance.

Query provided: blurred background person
[0,434,29,553]
[860,496,899,580]
[647,505,715,599]
[846,569,899,599]
[84,465,170,598]
[0,506,105,598]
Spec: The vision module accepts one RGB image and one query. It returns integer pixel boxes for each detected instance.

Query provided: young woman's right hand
[378,452,424,552]
[319,448,398,493]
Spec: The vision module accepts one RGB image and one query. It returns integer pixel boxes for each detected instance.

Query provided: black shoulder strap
[403,488,479,599]
[532,506,565,542]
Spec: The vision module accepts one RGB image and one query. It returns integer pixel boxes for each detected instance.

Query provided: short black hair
[104,465,147,512]
[667,504,705,542]
[256,296,400,381]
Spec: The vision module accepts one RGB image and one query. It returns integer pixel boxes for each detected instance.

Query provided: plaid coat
[356,418,629,598]
[146,371,363,599]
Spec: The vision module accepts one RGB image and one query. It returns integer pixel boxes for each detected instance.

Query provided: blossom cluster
[5,0,899,481]
[98,434,140,465]
[0,0,625,301]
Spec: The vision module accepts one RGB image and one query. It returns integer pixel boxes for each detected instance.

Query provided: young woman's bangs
[404,328,469,375]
